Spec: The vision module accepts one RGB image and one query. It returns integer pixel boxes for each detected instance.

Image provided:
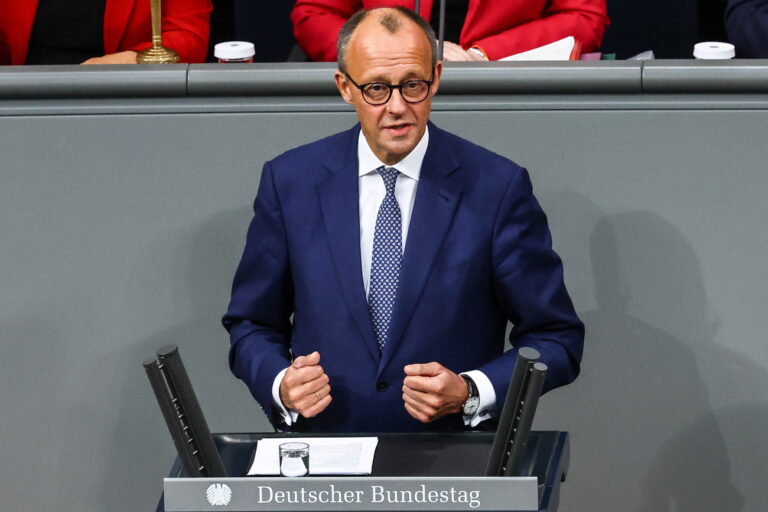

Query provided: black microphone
[144,345,226,477]
[485,347,547,477]
[505,361,547,476]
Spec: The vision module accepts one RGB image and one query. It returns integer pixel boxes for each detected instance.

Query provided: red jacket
[0,0,212,65]
[292,0,609,62]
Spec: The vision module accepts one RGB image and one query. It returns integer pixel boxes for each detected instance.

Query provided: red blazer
[0,0,212,65]
[292,0,609,62]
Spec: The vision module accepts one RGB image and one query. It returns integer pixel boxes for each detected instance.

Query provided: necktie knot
[377,166,399,195]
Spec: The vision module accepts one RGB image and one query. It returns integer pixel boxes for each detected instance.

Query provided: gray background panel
[1,69,767,512]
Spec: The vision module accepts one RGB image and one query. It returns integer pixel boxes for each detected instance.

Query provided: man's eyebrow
[362,72,428,83]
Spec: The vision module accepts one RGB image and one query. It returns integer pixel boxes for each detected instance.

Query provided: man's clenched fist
[402,362,469,423]
[279,351,332,418]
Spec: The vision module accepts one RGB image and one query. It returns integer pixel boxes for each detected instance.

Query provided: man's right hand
[279,351,332,418]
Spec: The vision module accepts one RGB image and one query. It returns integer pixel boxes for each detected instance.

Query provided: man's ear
[335,71,354,104]
[430,61,443,96]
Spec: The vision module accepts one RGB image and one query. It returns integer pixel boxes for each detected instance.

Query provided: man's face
[335,15,442,165]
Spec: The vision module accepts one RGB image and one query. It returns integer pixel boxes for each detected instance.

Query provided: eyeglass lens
[364,81,429,104]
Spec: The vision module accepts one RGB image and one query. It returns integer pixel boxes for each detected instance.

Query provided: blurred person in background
[291,0,609,62]
[0,0,212,65]
[726,0,768,57]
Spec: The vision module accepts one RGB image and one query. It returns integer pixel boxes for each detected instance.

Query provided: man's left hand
[402,362,469,423]
[81,51,138,65]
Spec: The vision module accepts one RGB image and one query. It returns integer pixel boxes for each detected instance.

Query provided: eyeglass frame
[343,68,436,106]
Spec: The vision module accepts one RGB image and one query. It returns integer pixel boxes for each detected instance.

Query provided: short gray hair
[336,7,438,74]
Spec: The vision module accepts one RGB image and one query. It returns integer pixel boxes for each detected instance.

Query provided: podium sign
[163,476,539,512]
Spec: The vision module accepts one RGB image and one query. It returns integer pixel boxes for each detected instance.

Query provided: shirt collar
[357,125,429,181]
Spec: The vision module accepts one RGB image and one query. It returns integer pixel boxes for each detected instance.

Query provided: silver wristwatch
[461,375,480,416]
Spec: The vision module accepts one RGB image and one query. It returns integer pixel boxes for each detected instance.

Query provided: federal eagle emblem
[206,483,232,506]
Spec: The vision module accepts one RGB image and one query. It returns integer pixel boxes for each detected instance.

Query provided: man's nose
[386,88,408,114]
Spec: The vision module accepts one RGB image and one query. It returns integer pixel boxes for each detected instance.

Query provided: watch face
[463,396,480,416]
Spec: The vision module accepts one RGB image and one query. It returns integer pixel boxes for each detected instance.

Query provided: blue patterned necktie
[368,166,402,351]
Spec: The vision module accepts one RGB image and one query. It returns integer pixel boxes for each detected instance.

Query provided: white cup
[214,41,255,63]
[693,42,735,60]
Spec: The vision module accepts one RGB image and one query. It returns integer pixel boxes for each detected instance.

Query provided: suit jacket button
[376,380,388,392]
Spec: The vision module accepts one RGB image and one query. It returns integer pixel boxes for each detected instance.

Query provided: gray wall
[1,63,767,512]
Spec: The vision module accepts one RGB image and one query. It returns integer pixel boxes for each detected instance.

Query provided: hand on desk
[280,351,332,418]
[402,362,469,423]
[81,51,138,65]
[442,42,487,62]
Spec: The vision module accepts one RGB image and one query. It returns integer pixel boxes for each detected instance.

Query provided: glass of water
[279,442,310,477]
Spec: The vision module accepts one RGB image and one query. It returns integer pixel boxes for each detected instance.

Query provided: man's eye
[367,84,388,93]
[403,81,422,90]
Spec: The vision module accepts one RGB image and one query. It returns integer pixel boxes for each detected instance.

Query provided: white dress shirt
[273,127,496,427]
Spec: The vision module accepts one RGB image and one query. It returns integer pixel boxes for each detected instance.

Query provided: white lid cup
[693,42,736,59]
[215,41,255,62]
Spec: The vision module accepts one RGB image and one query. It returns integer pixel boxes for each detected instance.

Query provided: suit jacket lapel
[380,125,462,373]
[317,127,381,363]
[104,0,137,54]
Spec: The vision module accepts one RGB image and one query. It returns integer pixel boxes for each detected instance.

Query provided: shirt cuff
[272,367,299,426]
[460,370,497,427]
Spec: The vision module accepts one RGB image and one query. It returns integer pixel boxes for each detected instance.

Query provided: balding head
[337,7,438,74]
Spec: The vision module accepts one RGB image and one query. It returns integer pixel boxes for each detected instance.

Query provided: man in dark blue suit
[223,6,583,433]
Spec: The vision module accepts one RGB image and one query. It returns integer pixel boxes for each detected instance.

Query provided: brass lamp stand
[136,0,179,63]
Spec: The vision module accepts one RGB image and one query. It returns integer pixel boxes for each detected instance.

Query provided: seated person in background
[726,0,768,57]
[0,0,212,65]
[291,0,609,62]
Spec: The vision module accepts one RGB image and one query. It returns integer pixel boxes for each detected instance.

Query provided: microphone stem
[438,0,446,60]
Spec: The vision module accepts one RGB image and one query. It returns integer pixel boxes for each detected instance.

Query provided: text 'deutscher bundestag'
[163,476,539,511]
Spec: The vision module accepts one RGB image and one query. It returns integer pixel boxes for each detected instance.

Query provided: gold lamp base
[136,46,179,64]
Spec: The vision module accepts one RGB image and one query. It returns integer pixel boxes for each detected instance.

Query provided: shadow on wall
[584,212,742,512]
[538,189,768,512]
[95,206,265,512]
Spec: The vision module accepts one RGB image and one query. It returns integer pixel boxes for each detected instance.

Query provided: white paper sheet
[500,36,576,61]
[248,437,379,476]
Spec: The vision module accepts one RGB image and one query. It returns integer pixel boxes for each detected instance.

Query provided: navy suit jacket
[223,122,583,433]
[726,0,768,58]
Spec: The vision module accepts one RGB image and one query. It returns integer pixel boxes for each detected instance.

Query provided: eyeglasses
[344,69,435,106]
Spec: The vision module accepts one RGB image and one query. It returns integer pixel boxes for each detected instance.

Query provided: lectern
[158,431,568,512]
[148,346,568,512]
